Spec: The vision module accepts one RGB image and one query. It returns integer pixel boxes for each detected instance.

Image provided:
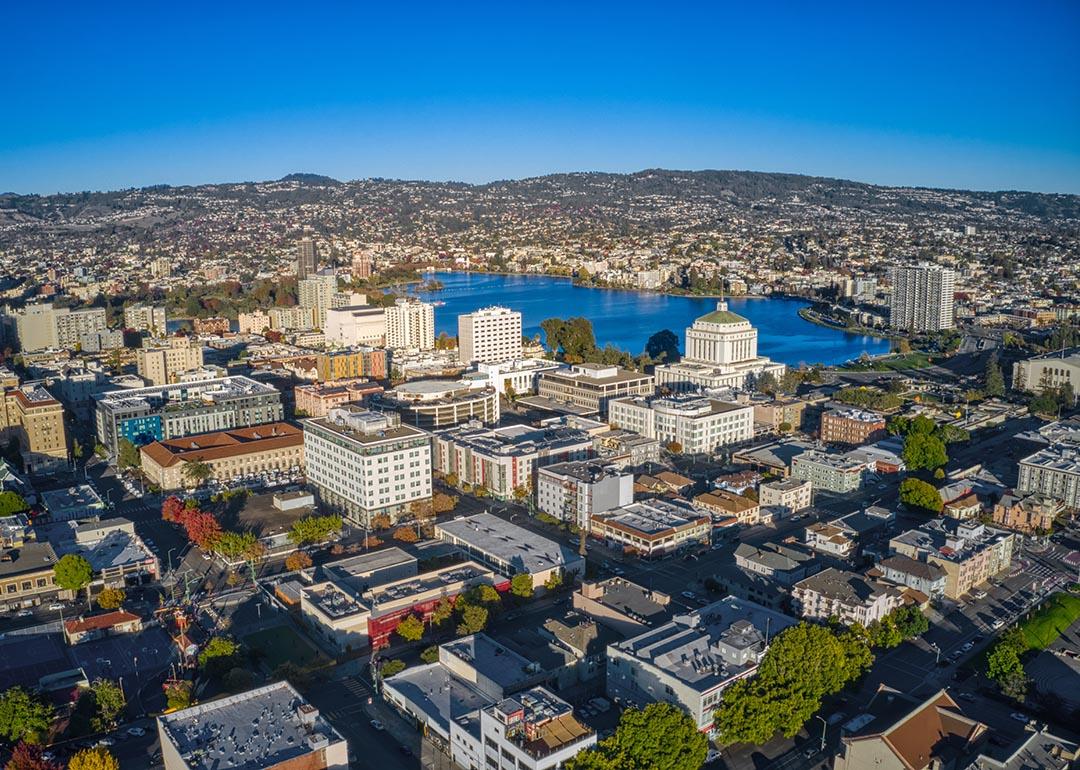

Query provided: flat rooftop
[382,662,492,735]
[442,633,537,693]
[436,513,580,575]
[322,547,416,588]
[157,681,343,770]
[40,485,104,513]
[306,406,429,445]
[594,500,708,538]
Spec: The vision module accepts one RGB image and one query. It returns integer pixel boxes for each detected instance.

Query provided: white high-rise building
[889,264,956,332]
[458,306,522,364]
[653,301,784,392]
[298,270,339,329]
[385,298,435,351]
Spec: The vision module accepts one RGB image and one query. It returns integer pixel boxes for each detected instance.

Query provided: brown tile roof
[655,471,692,488]
[64,610,141,634]
[140,422,303,467]
[695,490,757,514]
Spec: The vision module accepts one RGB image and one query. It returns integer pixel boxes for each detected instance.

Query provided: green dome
[697,308,748,325]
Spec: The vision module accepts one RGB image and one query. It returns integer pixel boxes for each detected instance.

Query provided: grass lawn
[842,352,933,371]
[1016,592,1080,651]
[243,624,328,669]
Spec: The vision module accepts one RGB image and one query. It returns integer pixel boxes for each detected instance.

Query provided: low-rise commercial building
[758,477,812,514]
[792,568,903,626]
[139,422,304,490]
[889,519,1016,600]
[63,610,142,645]
[0,542,66,611]
[157,681,348,770]
[820,408,887,446]
[609,394,752,454]
[538,364,654,417]
[536,461,633,530]
[606,597,796,732]
[572,578,672,637]
[435,513,584,589]
[294,379,383,417]
[694,489,760,525]
[590,500,710,557]
[792,450,868,493]
[303,406,432,526]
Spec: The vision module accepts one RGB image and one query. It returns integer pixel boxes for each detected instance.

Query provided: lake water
[414,272,889,367]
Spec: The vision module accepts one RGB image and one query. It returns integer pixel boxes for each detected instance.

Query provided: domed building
[654,301,785,391]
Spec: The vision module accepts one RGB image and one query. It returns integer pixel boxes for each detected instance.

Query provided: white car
[705,749,722,764]
[127,727,146,737]
[1009,712,1029,723]
[681,591,696,600]
[369,719,384,731]
[991,619,1005,630]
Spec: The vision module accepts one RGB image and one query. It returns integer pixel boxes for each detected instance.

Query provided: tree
[214,531,264,560]
[420,645,440,664]
[467,584,501,606]
[96,587,126,610]
[567,702,707,770]
[902,432,948,470]
[443,472,459,488]
[644,330,681,364]
[161,495,186,523]
[395,614,425,642]
[183,510,222,549]
[224,668,255,692]
[53,554,94,606]
[362,535,384,549]
[433,492,458,513]
[392,527,419,543]
[182,460,212,488]
[890,606,929,639]
[456,604,488,636]
[754,371,779,395]
[68,748,119,770]
[777,421,793,433]
[899,477,943,514]
[116,438,141,470]
[867,617,903,649]
[380,659,406,678]
[5,741,62,770]
[431,598,455,627]
[288,514,342,545]
[510,573,534,599]
[544,571,564,591]
[0,687,54,744]
[198,636,241,677]
[88,680,125,732]
[664,441,683,454]
[370,514,392,531]
[0,491,30,517]
[984,352,1006,397]
[164,681,192,711]
[285,551,313,571]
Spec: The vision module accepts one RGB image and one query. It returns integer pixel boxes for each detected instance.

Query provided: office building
[40,485,106,521]
[1011,350,1080,399]
[591,499,711,557]
[653,301,785,392]
[376,380,499,429]
[435,513,584,589]
[758,477,812,514]
[609,394,752,454]
[792,568,903,626]
[385,298,435,351]
[11,303,108,352]
[607,597,796,732]
[123,305,167,335]
[820,408,887,446]
[536,461,633,530]
[94,376,284,457]
[136,336,204,386]
[303,406,432,526]
[432,421,595,500]
[297,237,318,279]
[315,347,387,381]
[458,306,522,364]
[2,384,68,474]
[889,519,1015,600]
[889,263,956,332]
[157,681,348,770]
[324,304,386,346]
[140,422,304,490]
[538,364,654,417]
[791,450,868,493]
[474,358,562,397]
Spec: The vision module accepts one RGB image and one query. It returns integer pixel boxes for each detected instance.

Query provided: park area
[242,623,329,670]
[1014,592,1080,651]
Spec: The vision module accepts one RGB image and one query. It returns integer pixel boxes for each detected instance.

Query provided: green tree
[984,352,1006,397]
[198,636,241,677]
[902,432,948,470]
[544,571,564,591]
[53,554,94,606]
[182,460,212,487]
[456,604,489,636]
[288,514,342,545]
[380,659,407,678]
[395,614,425,642]
[116,438,141,470]
[223,668,255,692]
[510,573,534,599]
[899,477,943,514]
[566,702,707,770]
[0,491,30,516]
[420,645,440,664]
[431,598,455,627]
[0,687,54,744]
[754,372,779,395]
[867,617,903,649]
[164,681,192,711]
[88,680,125,732]
[890,606,929,639]
[68,748,119,770]
[644,330,681,364]
[96,587,126,610]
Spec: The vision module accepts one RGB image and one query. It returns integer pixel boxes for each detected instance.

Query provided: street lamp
[815,715,827,752]
[167,548,178,574]
[930,642,941,665]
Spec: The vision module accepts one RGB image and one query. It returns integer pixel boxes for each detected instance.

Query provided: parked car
[681,591,696,600]
[369,719,384,731]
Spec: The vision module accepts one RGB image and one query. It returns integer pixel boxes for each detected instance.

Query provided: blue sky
[4,1,1079,194]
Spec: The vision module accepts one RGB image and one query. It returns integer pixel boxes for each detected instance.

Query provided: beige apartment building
[889,520,1015,600]
[136,336,204,385]
[140,422,304,490]
[758,477,812,513]
[1,385,68,474]
[0,542,69,611]
[752,398,806,432]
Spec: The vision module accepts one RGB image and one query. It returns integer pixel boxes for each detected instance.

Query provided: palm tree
[182,460,212,488]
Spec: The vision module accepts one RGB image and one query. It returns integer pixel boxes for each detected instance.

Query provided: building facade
[385,298,435,351]
[791,450,867,493]
[758,477,812,513]
[590,500,710,557]
[609,394,753,454]
[821,408,887,446]
[136,337,204,386]
[458,306,523,365]
[123,305,167,335]
[889,263,956,332]
[536,461,633,531]
[538,364,654,417]
[792,568,902,626]
[889,520,1015,600]
[315,347,388,381]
